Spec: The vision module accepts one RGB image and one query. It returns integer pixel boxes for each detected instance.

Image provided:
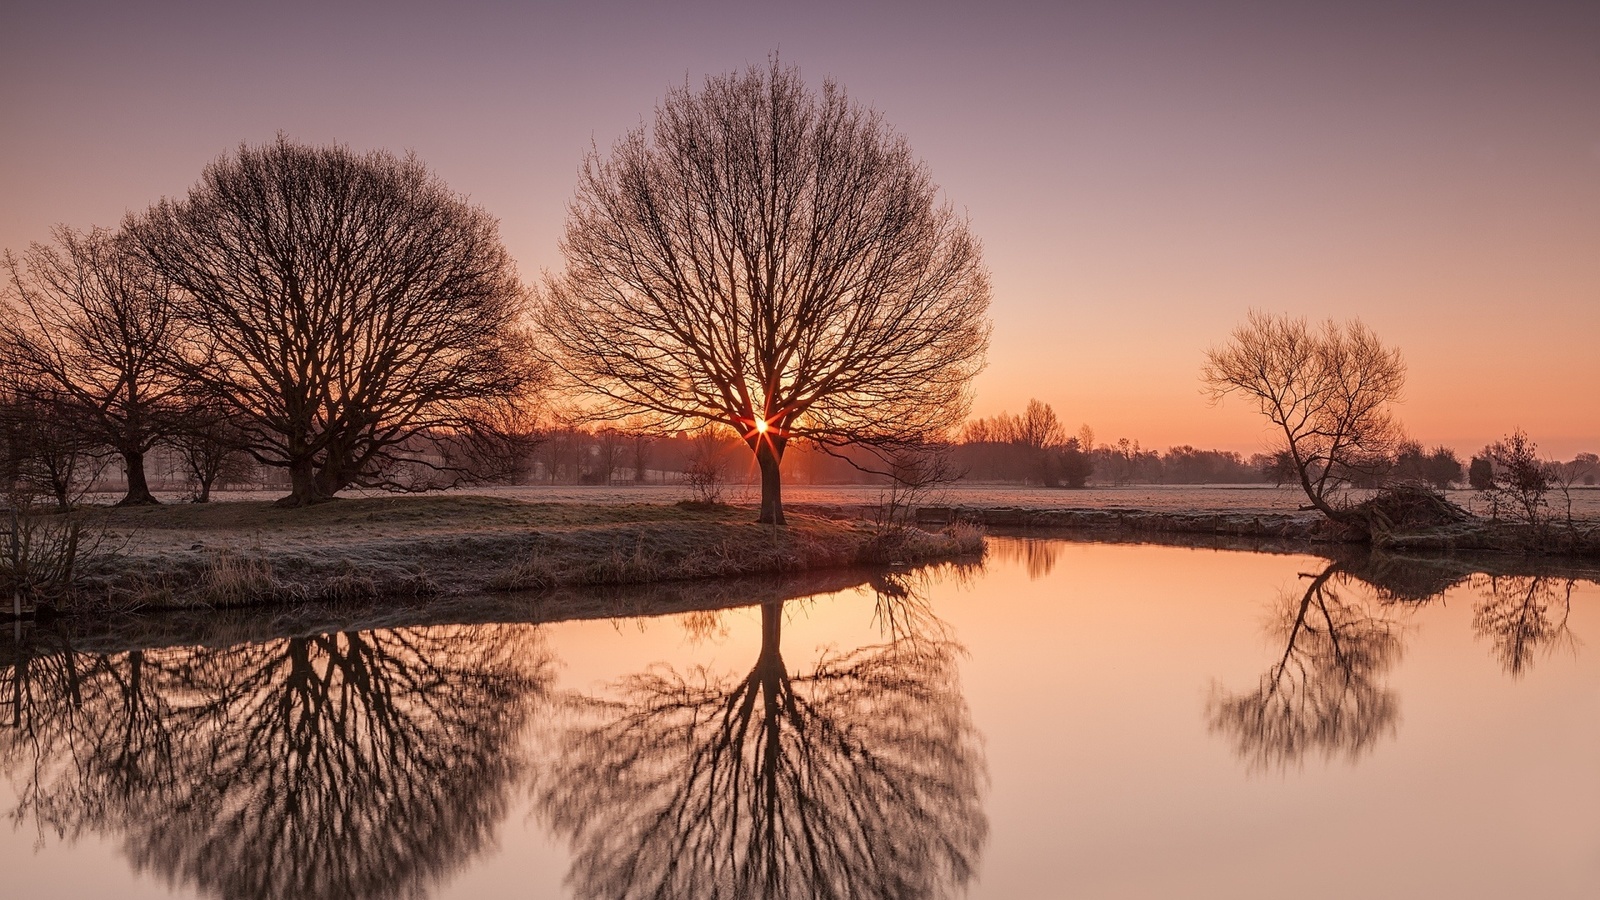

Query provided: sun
[754,417,770,434]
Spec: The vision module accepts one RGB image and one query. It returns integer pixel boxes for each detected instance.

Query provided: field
[52,495,982,612]
[125,481,1600,521]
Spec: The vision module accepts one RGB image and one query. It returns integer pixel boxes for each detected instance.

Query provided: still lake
[3,537,1597,899]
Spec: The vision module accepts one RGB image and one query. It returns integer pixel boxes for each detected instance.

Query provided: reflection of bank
[536,595,988,900]
[0,625,550,900]
[1208,556,1586,772]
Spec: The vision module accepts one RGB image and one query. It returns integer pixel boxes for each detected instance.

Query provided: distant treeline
[949,400,1599,490]
[12,394,1597,500]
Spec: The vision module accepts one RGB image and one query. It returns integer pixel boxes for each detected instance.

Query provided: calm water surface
[3,538,1597,898]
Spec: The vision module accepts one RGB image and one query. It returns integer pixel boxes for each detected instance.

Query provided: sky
[3,0,1596,457]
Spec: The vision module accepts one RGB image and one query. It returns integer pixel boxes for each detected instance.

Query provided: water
[3,537,1597,899]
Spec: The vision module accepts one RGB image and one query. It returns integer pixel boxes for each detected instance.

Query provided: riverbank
[14,487,1599,618]
[3,563,909,659]
[35,496,980,615]
[903,503,1600,558]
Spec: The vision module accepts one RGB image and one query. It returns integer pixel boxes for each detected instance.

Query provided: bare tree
[1475,429,1552,526]
[953,400,1091,487]
[593,427,626,485]
[127,137,542,507]
[1203,312,1405,522]
[167,399,254,502]
[539,61,991,524]
[681,427,732,504]
[1,226,183,505]
[628,428,654,483]
[0,379,108,510]
[1015,398,1065,450]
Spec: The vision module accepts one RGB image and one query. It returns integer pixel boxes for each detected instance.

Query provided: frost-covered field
[153,482,1600,520]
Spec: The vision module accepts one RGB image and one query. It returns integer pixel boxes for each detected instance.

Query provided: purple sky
[4,0,1596,456]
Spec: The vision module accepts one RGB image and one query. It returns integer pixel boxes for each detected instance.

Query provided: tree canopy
[539,61,990,523]
[129,137,541,506]
[1203,311,1405,521]
[1,225,182,505]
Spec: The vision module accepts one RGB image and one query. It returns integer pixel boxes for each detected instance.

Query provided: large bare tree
[539,61,991,524]
[1,226,182,505]
[1202,312,1405,521]
[128,137,540,506]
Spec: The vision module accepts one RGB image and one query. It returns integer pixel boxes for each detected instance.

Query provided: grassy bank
[930,503,1600,557]
[38,496,981,614]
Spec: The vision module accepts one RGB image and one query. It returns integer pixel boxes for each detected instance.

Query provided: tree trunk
[755,440,786,526]
[48,469,71,512]
[278,458,331,507]
[117,449,160,506]
[1296,465,1345,523]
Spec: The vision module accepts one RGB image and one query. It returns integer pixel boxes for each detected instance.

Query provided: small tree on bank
[129,138,541,506]
[539,61,991,524]
[1476,429,1549,525]
[1203,312,1405,522]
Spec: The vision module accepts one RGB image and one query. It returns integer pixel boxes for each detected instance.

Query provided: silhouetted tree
[1203,312,1405,521]
[1390,441,1462,491]
[1422,445,1463,490]
[1477,429,1549,524]
[167,399,253,502]
[1052,436,1094,488]
[953,400,1092,486]
[1467,455,1494,490]
[535,599,987,899]
[628,428,653,483]
[1391,440,1428,484]
[1575,453,1598,486]
[128,137,542,506]
[539,61,991,525]
[1207,562,1403,771]
[1160,445,1259,484]
[1257,449,1298,486]
[0,380,107,510]
[1,226,182,505]
[592,427,626,484]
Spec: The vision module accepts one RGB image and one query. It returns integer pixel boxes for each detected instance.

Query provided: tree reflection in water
[987,537,1060,581]
[1471,575,1578,677]
[2,645,190,839]
[1,624,551,900]
[1207,563,1403,771]
[536,592,988,900]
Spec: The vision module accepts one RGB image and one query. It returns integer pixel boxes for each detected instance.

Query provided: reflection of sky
[3,1,1596,455]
